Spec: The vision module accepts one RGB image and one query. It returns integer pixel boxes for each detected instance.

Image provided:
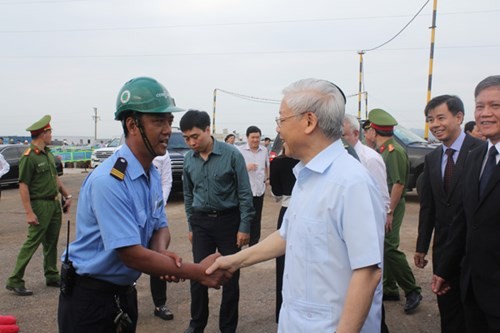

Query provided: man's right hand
[26,212,38,225]
[198,253,233,289]
[236,232,250,248]
[188,232,193,244]
[432,274,451,295]
[414,252,428,268]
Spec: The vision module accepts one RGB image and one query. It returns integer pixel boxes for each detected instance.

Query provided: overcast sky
[1,0,499,140]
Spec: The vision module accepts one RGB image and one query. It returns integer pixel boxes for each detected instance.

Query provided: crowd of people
[2,74,499,333]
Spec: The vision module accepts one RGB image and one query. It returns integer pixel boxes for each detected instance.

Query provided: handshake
[157,251,234,289]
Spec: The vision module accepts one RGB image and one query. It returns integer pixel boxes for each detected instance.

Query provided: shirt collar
[243,143,263,152]
[293,140,345,177]
[119,143,155,181]
[442,131,465,153]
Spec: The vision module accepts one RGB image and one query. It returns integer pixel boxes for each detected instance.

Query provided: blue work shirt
[278,140,385,332]
[64,143,167,285]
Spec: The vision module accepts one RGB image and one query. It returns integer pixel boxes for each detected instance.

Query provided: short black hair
[264,137,271,141]
[464,121,476,133]
[373,128,393,137]
[180,110,210,132]
[424,95,464,117]
[246,125,261,137]
[224,134,235,142]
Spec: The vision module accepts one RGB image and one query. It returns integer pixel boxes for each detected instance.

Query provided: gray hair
[343,114,360,134]
[282,78,345,140]
[475,75,500,98]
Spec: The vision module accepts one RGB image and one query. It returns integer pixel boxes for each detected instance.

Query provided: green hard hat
[368,108,398,127]
[115,77,184,120]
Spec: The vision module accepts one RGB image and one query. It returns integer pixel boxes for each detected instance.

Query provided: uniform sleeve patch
[110,157,127,181]
[23,148,31,156]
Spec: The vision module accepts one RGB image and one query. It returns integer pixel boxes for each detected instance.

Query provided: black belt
[192,207,239,218]
[74,274,135,294]
[31,195,58,201]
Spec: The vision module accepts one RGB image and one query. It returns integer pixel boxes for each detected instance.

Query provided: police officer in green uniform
[368,108,422,313]
[5,115,72,296]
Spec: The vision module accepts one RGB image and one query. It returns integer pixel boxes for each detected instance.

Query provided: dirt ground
[0,170,441,333]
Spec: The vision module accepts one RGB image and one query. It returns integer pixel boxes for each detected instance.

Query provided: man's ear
[304,112,318,135]
[125,116,139,135]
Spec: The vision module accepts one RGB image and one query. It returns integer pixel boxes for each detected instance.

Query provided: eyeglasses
[275,111,308,127]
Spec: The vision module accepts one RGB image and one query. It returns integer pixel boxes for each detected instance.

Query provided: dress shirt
[0,153,9,178]
[354,141,390,209]
[153,152,172,204]
[238,144,269,197]
[67,143,167,285]
[480,140,500,176]
[278,140,385,332]
[183,138,255,233]
[441,131,465,178]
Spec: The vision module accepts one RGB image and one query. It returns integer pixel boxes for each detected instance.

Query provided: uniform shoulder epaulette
[379,145,385,153]
[110,157,127,181]
[388,144,395,152]
[23,148,31,156]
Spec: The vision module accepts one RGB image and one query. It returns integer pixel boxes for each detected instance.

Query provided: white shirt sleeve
[0,153,10,178]
[153,153,172,204]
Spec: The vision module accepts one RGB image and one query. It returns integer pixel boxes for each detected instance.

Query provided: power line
[1,8,500,33]
[1,44,499,59]
[364,0,430,52]
[216,89,281,105]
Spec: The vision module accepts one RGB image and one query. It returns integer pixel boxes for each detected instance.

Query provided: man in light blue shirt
[207,78,385,332]
[58,77,230,333]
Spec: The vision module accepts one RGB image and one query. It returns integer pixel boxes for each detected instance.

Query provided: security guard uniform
[6,115,62,290]
[368,109,421,301]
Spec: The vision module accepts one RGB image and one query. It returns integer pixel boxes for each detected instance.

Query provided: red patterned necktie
[443,148,455,193]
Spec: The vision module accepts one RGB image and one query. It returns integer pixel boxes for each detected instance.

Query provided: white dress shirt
[153,152,172,205]
[238,144,269,197]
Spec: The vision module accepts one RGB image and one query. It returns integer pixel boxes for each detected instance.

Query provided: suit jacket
[416,134,483,271]
[436,142,500,316]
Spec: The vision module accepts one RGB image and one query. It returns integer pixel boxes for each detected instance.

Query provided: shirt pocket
[213,171,234,195]
[282,299,334,332]
[294,216,329,264]
[35,162,50,175]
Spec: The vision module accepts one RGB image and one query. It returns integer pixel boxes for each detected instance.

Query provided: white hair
[282,78,345,140]
[343,114,360,134]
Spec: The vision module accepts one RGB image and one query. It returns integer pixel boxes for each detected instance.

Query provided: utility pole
[357,50,365,120]
[424,0,438,140]
[212,89,217,134]
[92,107,100,141]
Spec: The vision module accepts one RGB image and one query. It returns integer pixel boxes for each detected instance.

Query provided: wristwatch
[65,195,73,200]
[387,208,393,215]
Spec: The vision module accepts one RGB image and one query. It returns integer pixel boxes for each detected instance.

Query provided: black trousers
[437,275,465,333]
[250,194,264,246]
[275,206,287,323]
[463,283,500,333]
[189,211,241,333]
[150,275,167,307]
[58,282,138,333]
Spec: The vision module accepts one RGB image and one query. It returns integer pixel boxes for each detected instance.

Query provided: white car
[90,136,123,168]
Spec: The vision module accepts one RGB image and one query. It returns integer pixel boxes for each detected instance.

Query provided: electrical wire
[364,0,430,52]
[216,88,281,104]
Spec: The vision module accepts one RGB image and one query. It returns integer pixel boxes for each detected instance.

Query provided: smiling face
[426,102,464,147]
[475,86,500,144]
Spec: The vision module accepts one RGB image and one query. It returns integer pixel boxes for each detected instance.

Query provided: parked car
[0,144,64,187]
[90,137,123,168]
[270,123,438,192]
[90,129,189,194]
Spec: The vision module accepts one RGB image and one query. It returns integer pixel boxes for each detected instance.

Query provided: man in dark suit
[433,75,500,332]
[415,95,483,333]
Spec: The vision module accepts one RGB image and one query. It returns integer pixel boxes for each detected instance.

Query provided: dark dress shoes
[404,291,422,313]
[6,285,33,296]
[46,281,61,287]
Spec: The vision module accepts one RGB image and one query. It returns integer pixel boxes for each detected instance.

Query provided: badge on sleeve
[110,158,127,181]
[388,144,395,152]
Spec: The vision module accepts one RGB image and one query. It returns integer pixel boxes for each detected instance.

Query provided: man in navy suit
[415,95,483,333]
[433,75,500,332]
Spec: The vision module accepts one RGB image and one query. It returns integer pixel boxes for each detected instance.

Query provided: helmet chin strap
[134,115,159,158]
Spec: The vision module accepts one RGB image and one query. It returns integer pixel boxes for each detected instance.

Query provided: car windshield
[394,125,427,145]
[168,133,189,149]
[107,138,122,147]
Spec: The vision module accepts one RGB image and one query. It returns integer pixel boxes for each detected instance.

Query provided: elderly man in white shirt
[238,126,269,246]
[208,78,384,332]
